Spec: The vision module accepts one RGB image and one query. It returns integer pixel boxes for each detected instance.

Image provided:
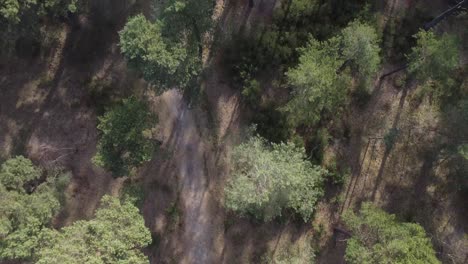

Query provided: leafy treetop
[284,20,381,126]
[407,30,460,103]
[344,203,440,264]
[119,0,214,90]
[0,0,77,23]
[284,36,350,126]
[0,156,69,261]
[341,20,381,84]
[119,15,190,90]
[36,195,152,264]
[225,136,327,222]
[93,97,157,177]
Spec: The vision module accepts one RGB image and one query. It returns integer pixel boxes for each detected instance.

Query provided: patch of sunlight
[0,119,19,158]
[15,76,49,110]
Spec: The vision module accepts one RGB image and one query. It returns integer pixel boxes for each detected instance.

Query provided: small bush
[394,74,407,88]
[241,78,261,106]
[252,105,292,143]
[120,181,145,208]
[383,128,399,151]
[166,201,180,231]
[352,83,372,108]
[93,97,157,177]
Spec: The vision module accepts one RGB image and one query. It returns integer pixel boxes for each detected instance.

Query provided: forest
[0,0,467,263]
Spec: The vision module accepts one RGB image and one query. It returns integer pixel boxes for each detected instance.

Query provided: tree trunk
[424,0,467,30]
[249,0,254,8]
[380,65,409,80]
[336,59,351,74]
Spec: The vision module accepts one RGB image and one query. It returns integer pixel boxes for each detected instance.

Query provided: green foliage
[383,128,399,151]
[284,36,350,126]
[120,0,214,90]
[341,20,381,86]
[0,155,41,191]
[284,20,381,127]
[0,157,69,261]
[325,160,350,186]
[458,144,468,160]
[344,203,440,264]
[120,181,145,208]
[166,201,180,231]
[93,97,157,177]
[273,0,369,43]
[225,136,327,222]
[0,0,77,24]
[159,0,214,42]
[241,78,261,106]
[225,0,369,94]
[36,195,152,264]
[252,105,292,143]
[407,30,460,103]
[440,100,468,191]
[119,15,190,90]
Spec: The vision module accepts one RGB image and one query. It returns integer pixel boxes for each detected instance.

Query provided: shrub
[383,128,399,151]
[93,97,157,177]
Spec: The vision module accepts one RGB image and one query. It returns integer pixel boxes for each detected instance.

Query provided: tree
[344,203,440,264]
[0,155,41,191]
[283,36,350,126]
[36,195,152,264]
[93,97,157,177]
[119,0,214,90]
[283,20,381,126]
[119,15,190,90]
[225,136,327,221]
[0,0,77,23]
[407,30,460,102]
[0,156,69,261]
[341,20,381,85]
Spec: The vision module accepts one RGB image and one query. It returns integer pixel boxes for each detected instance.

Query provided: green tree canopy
[119,14,191,89]
[0,0,77,23]
[119,0,214,90]
[93,97,157,177]
[283,36,350,126]
[341,20,381,84]
[225,136,327,221]
[160,0,214,44]
[407,30,460,102]
[344,203,440,264]
[36,195,152,264]
[0,155,41,191]
[283,20,381,126]
[0,156,69,261]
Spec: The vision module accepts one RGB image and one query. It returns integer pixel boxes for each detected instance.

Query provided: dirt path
[155,90,218,264]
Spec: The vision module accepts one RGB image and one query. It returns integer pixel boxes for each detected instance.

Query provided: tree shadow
[371,85,408,200]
